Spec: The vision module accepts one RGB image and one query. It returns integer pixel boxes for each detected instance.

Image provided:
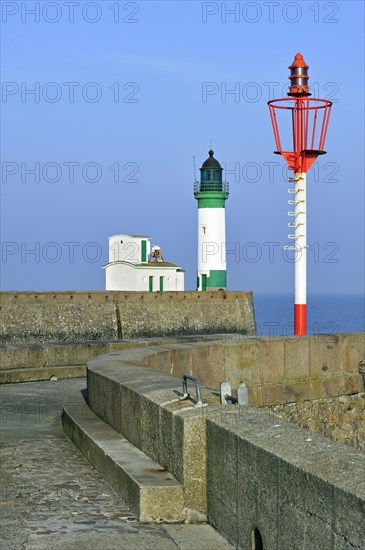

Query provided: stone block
[342,332,365,374]
[140,395,161,464]
[343,374,364,394]
[277,501,334,549]
[170,345,192,377]
[257,338,285,384]
[181,414,207,513]
[191,344,221,386]
[261,384,287,405]
[334,489,365,548]
[283,381,311,403]
[309,335,342,379]
[309,379,325,400]
[278,461,334,526]
[87,370,122,433]
[323,377,346,398]
[206,419,238,546]
[0,344,47,370]
[154,348,172,374]
[224,341,259,387]
[247,385,263,406]
[237,439,279,550]
[159,406,176,473]
[284,337,310,380]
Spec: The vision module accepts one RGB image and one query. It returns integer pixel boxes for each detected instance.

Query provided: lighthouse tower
[194,150,229,291]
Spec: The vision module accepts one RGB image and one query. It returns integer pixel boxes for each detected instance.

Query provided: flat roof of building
[108,234,152,239]
[103,261,184,271]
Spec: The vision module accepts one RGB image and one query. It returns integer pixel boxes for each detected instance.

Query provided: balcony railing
[194,181,229,193]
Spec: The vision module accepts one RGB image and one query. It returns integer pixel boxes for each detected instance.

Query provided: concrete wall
[206,409,365,549]
[143,333,365,406]
[2,329,363,407]
[87,351,211,514]
[0,291,256,344]
[85,347,365,548]
[0,335,229,383]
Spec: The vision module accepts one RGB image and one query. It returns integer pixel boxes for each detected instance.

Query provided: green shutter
[202,274,207,291]
[141,240,147,262]
[149,276,153,292]
[159,276,164,292]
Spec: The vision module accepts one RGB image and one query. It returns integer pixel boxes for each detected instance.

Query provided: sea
[253,294,365,337]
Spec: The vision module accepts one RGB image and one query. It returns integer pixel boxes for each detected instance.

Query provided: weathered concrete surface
[3,333,363,406]
[1,364,86,384]
[87,352,217,514]
[206,408,365,549]
[0,379,233,549]
[0,335,231,383]
[83,346,365,549]
[147,334,365,404]
[86,334,364,410]
[86,340,365,524]
[62,390,185,522]
[0,337,222,373]
[0,290,256,344]
[267,392,365,451]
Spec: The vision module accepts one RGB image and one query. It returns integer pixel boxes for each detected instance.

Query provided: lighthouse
[194,150,229,291]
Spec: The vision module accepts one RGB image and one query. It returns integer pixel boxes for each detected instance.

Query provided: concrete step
[62,390,185,523]
[0,365,86,384]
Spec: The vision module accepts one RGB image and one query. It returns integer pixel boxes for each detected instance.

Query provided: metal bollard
[182,374,203,407]
[220,381,249,405]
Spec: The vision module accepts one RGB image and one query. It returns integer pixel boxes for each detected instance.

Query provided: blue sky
[1,0,364,295]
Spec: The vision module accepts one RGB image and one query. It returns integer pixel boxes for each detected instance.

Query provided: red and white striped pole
[289,56,309,335]
[294,168,306,335]
[268,54,332,336]
[288,87,309,335]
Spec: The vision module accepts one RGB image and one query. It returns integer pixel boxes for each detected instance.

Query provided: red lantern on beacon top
[268,54,332,336]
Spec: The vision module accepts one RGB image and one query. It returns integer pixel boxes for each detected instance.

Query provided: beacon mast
[268,53,332,335]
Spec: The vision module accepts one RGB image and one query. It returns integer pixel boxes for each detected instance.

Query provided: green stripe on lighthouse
[195,192,228,208]
[207,270,226,288]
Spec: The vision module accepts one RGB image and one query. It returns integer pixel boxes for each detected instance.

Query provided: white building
[103,234,185,292]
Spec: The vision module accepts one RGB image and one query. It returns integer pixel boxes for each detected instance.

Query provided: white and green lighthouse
[194,150,229,291]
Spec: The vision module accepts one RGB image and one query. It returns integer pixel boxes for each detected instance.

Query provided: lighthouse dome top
[201,150,222,170]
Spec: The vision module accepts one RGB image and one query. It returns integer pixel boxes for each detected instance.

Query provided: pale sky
[1,1,364,296]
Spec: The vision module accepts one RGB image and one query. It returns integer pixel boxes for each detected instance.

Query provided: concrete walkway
[0,379,232,549]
